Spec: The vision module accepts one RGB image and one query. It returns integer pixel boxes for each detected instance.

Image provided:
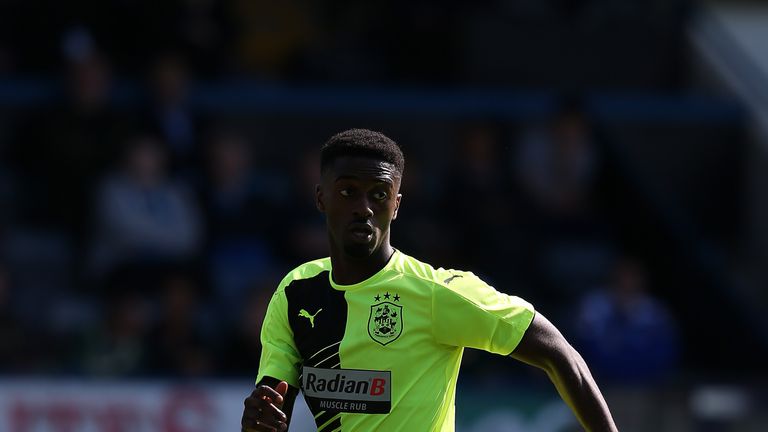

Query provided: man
[242,129,618,431]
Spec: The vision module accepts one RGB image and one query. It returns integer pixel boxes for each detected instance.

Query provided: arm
[243,284,302,432]
[510,312,618,432]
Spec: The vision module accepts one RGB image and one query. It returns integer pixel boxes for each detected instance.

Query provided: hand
[242,381,289,432]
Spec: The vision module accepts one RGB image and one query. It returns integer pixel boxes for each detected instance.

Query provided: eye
[372,191,388,200]
[339,189,352,197]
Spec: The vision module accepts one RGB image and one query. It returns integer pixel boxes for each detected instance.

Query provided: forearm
[546,347,617,432]
[510,312,618,431]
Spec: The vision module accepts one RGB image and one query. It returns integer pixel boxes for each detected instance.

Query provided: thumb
[274,381,289,407]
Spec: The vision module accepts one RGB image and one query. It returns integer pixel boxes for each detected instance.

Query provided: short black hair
[320,129,405,177]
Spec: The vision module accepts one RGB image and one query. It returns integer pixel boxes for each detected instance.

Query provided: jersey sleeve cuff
[503,308,536,356]
[256,366,301,389]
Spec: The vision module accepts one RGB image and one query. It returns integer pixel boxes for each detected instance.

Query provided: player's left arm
[510,312,618,432]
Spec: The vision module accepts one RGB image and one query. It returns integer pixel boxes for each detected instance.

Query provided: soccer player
[241,129,618,431]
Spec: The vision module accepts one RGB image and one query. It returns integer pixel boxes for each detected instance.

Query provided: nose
[352,196,374,219]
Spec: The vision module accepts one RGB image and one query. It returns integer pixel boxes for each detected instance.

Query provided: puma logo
[444,274,463,284]
[298,308,323,328]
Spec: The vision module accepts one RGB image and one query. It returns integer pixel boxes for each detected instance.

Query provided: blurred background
[0,0,767,431]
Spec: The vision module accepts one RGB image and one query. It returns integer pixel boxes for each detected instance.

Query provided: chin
[343,242,376,259]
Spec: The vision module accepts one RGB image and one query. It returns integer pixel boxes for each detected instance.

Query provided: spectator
[439,123,519,285]
[88,134,202,281]
[201,130,282,323]
[173,0,231,76]
[573,257,680,384]
[513,99,613,309]
[11,44,127,234]
[515,99,599,217]
[142,53,202,177]
[202,130,280,240]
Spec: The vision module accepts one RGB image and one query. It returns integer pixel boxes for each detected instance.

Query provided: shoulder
[392,251,484,293]
[398,253,531,313]
[277,257,332,292]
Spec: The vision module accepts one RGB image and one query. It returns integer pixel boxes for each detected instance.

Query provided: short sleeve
[256,287,302,388]
[432,270,535,355]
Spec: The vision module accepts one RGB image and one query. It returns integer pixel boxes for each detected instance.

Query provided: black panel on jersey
[285,271,347,364]
[285,271,346,430]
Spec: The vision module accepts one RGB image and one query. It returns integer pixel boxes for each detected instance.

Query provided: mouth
[348,222,375,242]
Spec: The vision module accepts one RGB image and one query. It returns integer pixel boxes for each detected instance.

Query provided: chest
[285,278,430,365]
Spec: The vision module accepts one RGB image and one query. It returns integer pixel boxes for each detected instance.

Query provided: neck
[330,241,395,285]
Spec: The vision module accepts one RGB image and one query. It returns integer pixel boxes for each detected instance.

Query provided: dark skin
[510,314,618,431]
[242,155,617,432]
[314,156,402,285]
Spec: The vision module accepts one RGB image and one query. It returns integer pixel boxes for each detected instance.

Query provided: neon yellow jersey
[257,250,535,431]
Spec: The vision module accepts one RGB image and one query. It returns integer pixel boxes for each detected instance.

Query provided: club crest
[368,292,403,346]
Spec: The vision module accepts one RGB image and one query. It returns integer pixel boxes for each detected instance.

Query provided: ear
[315,184,325,213]
[392,193,402,220]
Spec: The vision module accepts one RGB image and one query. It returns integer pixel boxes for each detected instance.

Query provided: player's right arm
[243,280,303,431]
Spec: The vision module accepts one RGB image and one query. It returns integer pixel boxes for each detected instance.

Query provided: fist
[242,381,289,432]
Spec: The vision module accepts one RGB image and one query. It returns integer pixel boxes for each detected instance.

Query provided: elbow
[542,340,585,380]
[512,312,589,379]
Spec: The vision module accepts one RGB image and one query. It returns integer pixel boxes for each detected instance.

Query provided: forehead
[323,156,400,184]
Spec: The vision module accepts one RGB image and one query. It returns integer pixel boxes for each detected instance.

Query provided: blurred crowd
[0,1,686,385]
[0,0,690,86]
